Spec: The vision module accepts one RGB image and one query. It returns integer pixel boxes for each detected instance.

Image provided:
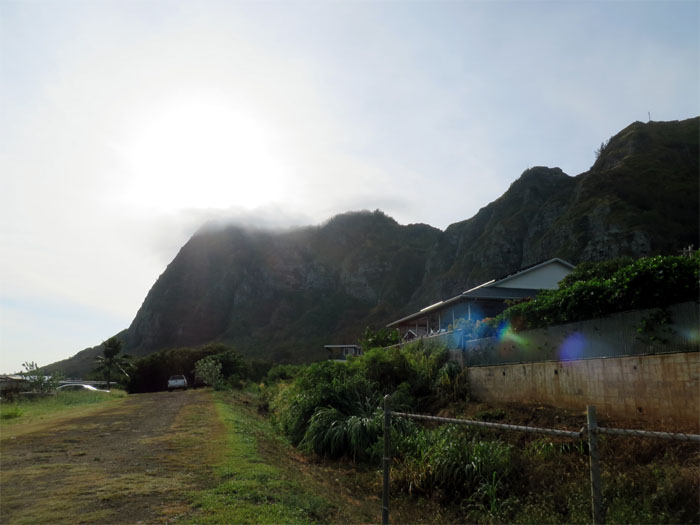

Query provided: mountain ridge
[47,117,700,376]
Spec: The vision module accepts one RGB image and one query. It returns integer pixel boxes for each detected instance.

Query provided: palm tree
[95,337,132,388]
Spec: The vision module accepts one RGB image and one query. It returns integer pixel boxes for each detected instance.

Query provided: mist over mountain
[50,117,699,376]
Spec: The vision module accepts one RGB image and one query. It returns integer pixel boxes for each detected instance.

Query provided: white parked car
[56,384,110,393]
[167,375,187,391]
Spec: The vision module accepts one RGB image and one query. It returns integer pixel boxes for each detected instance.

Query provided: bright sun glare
[122,96,286,212]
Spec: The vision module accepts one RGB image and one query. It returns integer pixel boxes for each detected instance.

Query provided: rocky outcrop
[123,212,443,362]
[413,118,698,304]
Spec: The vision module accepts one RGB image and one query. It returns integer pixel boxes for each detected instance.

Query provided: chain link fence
[381,396,700,524]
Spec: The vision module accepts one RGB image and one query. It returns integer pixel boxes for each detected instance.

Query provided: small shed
[325,344,362,361]
[0,375,29,397]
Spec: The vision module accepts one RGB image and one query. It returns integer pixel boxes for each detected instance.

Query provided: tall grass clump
[56,389,118,406]
[271,360,361,447]
[0,404,24,420]
[391,425,516,508]
[269,339,467,462]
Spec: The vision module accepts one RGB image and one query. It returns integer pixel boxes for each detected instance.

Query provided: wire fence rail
[596,426,700,442]
[381,396,700,525]
[390,411,585,438]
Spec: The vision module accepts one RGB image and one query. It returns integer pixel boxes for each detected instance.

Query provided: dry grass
[0,390,222,524]
[189,391,466,524]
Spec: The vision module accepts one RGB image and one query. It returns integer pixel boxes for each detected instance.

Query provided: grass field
[1,389,413,524]
[187,391,380,523]
[0,389,127,426]
[187,390,468,524]
[0,390,204,524]
[4,387,692,523]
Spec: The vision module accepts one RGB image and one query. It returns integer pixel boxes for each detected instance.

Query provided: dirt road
[0,389,223,524]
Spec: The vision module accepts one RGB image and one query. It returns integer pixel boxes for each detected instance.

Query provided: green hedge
[127,343,273,393]
[495,253,699,331]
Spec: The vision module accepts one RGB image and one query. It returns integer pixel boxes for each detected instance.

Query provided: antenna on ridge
[648,111,651,122]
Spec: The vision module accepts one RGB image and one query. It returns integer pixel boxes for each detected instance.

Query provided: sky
[1,0,698,374]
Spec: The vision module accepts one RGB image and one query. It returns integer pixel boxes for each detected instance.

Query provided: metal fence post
[382,394,391,525]
[587,405,604,524]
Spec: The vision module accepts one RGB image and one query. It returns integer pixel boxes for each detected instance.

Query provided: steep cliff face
[125,211,442,362]
[51,117,699,372]
[418,166,576,301]
[413,118,699,304]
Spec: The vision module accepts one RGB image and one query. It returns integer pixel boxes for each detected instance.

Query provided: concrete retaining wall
[457,302,699,366]
[466,352,700,425]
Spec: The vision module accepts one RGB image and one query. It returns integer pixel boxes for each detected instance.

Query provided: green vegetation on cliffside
[49,117,700,375]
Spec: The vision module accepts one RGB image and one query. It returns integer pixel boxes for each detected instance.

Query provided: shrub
[496,253,699,331]
[300,400,382,462]
[603,462,700,524]
[270,339,469,462]
[194,355,225,389]
[392,425,516,503]
[247,359,274,383]
[0,405,24,420]
[434,361,470,404]
[128,343,262,393]
[558,256,635,288]
[400,340,450,407]
[358,326,400,351]
[453,318,497,340]
[209,345,249,382]
[356,346,414,393]
[271,360,363,446]
[354,340,452,410]
[264,364,303,384]
[20,361,63,393]
[127,346,220,393]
